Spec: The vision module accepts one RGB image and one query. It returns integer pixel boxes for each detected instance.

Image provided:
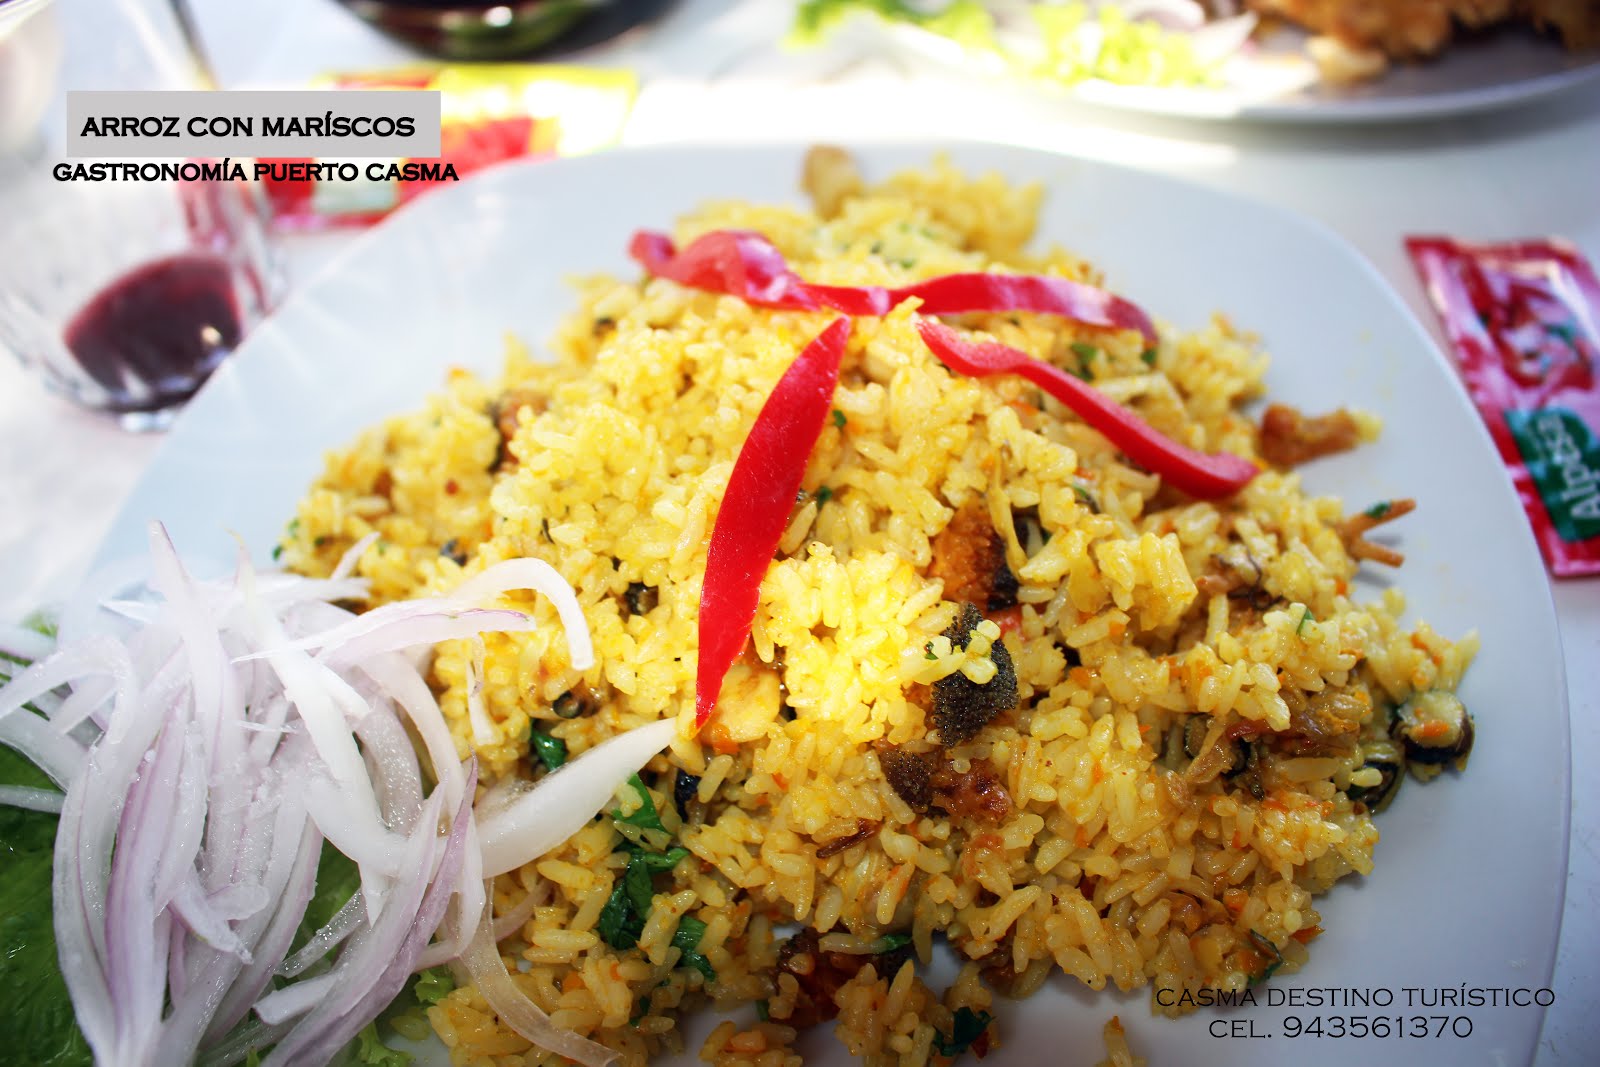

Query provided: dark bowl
[334,0,617,62]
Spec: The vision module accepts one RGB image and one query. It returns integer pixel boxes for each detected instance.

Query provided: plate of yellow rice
[95,143,1569,1066]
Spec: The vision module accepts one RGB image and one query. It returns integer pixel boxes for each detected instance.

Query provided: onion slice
[477,718,678,877]
[461,905,618,1067]
[0,522,676,1067]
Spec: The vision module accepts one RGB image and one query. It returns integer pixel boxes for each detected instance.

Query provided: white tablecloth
[1,1,1595,1062]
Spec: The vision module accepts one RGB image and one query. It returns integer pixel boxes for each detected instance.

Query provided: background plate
[96,142,1569,1065]
[875,19,1600,123]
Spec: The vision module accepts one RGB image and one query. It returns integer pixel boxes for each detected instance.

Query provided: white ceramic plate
[96,143,1569,1065]
[878,18,1600,123]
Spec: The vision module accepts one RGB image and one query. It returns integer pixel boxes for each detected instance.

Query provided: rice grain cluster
[282,155,1476,1066]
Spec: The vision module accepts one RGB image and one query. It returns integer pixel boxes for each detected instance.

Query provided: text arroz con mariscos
[76,113,417,139]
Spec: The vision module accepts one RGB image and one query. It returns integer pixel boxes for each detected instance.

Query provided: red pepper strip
[695,317,853,729]
[916,320,1257,500]
[629,229,1157,344]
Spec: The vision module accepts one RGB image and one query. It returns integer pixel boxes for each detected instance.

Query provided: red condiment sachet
[1407,236,1600,578]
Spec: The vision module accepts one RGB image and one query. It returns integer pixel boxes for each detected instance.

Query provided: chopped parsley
[671,915,716,983]
[814,485,833,505]
[598,777,691,950]
[755,999,771,1022]
[634,846,691,874]
[832,409,847,430]
[1363,500,1392,520]
[1069,341,1099,361]
[598,854,656,950]
[933,1007,993,1058]
[1141,348,1158,366]
[924,641,938,661]
[873,932,912,953]
[1297,608,1314,636]
[613,774,667,835]
[529,728,567,772]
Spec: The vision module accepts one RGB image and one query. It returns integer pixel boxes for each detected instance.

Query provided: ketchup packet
[1407,236,1600,578]
[260,65,635,230]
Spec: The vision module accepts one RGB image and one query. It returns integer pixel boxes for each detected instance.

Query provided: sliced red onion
[278,894,362,979]
[262,763,474,1067]
[0,783,64,812]
[491,879,550,942]
[0,621,55,662]
[1189,12,1258,67]
[246,605,540,667]
[478,717,677,877]
[331,532,380,581]
[450,558,596,670]
[0,706,86,788]
[1,521,654,1067]
[1116,0,1206,32]
[253,968,343,1026]
[461,905,618,1067]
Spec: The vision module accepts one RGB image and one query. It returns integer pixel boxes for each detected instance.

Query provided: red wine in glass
[62,252,243,414]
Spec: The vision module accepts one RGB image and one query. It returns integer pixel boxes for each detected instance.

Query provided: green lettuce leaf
[0,742,91,1067]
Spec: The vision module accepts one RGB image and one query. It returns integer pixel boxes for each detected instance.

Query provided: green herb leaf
[413,965,455,1006]
[924,640,938,661]
[1363,500,1392,520]
[933,1006,993,1058]
[671,915,707,952]
[815,485,833,505]
[634,845,690,873]
[624,853,655,917]
[755,999,771,1022]
[529,728,567,772]
[1296,608,1314,636]
[1069,341,1098,361]
[0,748,91,1067]
[1141,348,1158,366]
[832,409,847,430]
[22,612,56,640]
[873,932,912,953]
[271,544,285,561]
[613,773,667,835]
[672,916,716,982]
[599,853,657,950]
[680,950,716,983]
[353,1021,411,1066]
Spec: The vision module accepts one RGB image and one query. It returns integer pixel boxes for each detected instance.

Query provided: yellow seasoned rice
[282,154,1477,1065]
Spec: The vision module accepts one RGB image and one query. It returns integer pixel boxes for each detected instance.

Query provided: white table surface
[1,0,1594,1062]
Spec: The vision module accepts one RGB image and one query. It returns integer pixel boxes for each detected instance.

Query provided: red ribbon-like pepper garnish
[630,229,1157,344]
[916,320,1257,500]
[695,317,853,729]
